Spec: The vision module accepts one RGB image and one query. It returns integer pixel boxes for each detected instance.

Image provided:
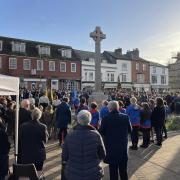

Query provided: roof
[74,49,116,64]
[74,49,95,60]
[103,50,150,64]
[149,61,168,67]
[0,36,80,61]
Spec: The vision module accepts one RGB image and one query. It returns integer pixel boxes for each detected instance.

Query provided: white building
[150,62,169,92]
[75,50,118,90]
[75,49,132,90]
[104,49,132,89]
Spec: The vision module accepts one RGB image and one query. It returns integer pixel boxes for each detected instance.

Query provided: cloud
[139,31,180,65]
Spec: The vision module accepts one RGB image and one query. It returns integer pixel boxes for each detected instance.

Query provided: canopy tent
[0,74,19,163]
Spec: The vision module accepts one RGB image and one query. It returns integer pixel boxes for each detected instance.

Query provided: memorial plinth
[89,92,107,107]
[90,26,107,106]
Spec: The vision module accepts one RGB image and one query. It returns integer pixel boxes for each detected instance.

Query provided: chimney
[126,48,139,59]
[133,48,139,59]
[114,48,122,57]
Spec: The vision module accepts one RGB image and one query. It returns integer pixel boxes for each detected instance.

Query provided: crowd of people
[0,88,180,180]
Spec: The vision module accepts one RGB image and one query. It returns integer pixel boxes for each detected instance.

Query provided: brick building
[0,36,81,90]
[125,49,150,91]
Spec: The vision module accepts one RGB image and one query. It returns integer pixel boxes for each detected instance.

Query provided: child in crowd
[140,103,152,148]
[43,105,54,139]
[118,100,126,114]
[126,97,141,150]
[90,102,100,129]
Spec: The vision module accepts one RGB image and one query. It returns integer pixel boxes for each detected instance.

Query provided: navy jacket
[19,108,32,125]
[151,106,165,128]
[19,120,48,164]
[56,102,71,128]
[99,110,132,164]
[62,124,106,180]
[0,123,10,177]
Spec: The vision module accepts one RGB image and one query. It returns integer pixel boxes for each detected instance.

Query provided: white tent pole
[15,95,19,163]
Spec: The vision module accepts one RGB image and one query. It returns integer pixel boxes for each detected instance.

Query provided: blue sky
[1,0,180,64]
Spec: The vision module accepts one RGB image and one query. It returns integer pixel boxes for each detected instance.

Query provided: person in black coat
[99,101,132,180]
[6,102,15,137]
[19,108,49,171]
[17,99,32,163]
[19,99,32,126]
[56,97,71,145]
[0,119,11,180]
[62,110,106,180]
[151,97,166,146]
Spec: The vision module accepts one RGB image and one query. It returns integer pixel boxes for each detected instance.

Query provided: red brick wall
[0,54,81,80]
[132,60,150,84]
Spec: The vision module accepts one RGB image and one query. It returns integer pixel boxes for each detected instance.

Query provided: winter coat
[0,123,10,178]
[6,108,15,136]
[19,120,48,164]
[151,106,166,128]
[76,104,89,114]
[119,108,126,114]
[90,109,100,128]
[56,102,71,128]
[140,110,151,128]
[62,124,106,180]
[99,110,132,164]
[100,106,109,119]
[19,108,32,126]
[126,104,141,126]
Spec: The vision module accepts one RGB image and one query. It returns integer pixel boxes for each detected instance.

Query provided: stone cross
[90,26,106,92]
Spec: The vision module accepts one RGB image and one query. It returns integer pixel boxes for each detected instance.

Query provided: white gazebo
[0,74,19,163]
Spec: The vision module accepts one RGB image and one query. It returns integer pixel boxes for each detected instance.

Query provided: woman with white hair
[62,110,106,180]
[126,97,141,150]
[19,108,49,171]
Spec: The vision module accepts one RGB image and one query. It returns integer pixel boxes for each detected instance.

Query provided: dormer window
[12,41,26,53]
[38,45,50,56]
[61,49,72,58]
[0,41,3,51]
[89,58,94,62]
[102,59,107,63]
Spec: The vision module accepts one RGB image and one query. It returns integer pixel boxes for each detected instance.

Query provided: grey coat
[62,124,106,180]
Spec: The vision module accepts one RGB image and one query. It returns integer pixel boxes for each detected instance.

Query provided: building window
[89,72,94,81]
[122,74,127,82]
[60,62,66,72]
[161,75,166,84]
[89,58,94,62]
[38,46,50,56]
[0,41,3,51]
[85,72,87,81]
[12,42,26,53]
[63,80,78,90]
[61,49,72,58]
[49,61,55,71]
[162,68,165,74]
[122,63,127,71]
[137,74,144,83]
[136,63,140,71]
[151,75,157,84]
[23,59,31,70]
[9,57,17,69]
[111,74,114,82]
[71,63,76,72]
[153,66,156,73]
[143,64,146,71]
[37,60,43,71]
[107,73,110,81]
[0,57,2,68]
